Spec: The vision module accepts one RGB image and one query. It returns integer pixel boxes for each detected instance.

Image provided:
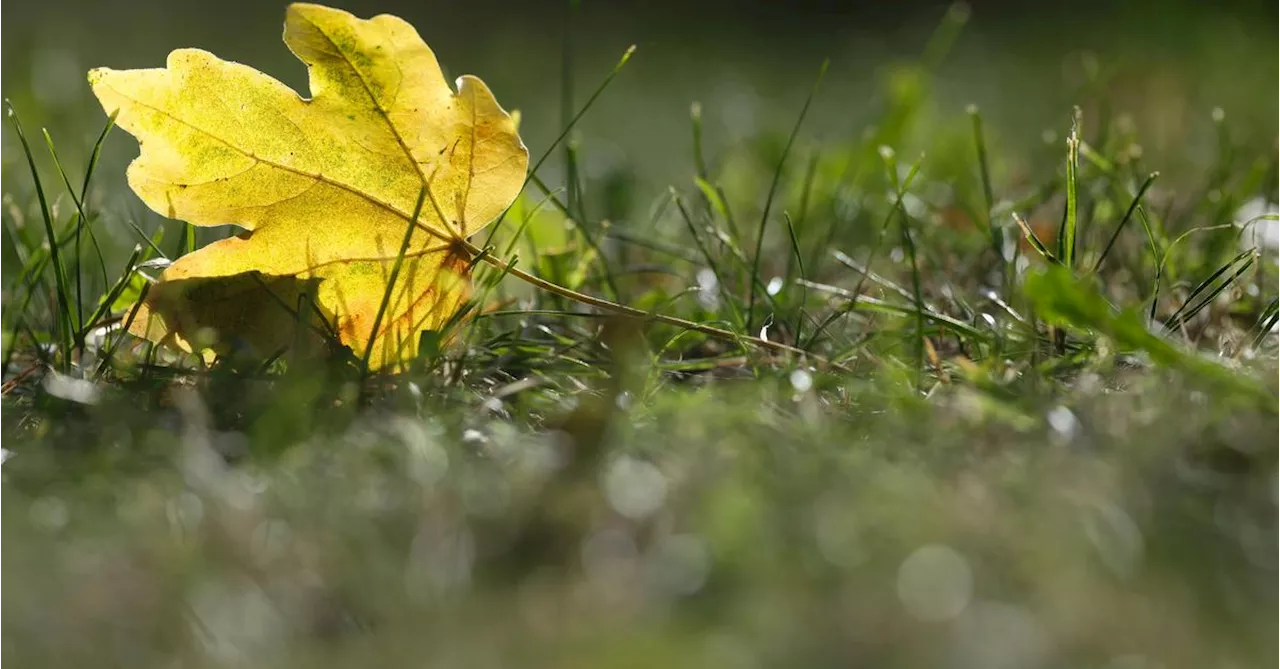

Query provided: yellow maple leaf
[89,2,528,370]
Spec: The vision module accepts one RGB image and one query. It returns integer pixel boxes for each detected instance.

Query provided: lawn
[2,2,1277,668]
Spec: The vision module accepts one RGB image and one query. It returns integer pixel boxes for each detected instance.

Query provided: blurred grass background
[2,1,1277,668]
[4,0,1277,197]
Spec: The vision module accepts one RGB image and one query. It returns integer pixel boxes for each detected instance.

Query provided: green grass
[2,4,1278,668]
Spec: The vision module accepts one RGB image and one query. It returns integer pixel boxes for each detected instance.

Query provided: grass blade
[782,211,809,343]
[887,154,927,389]
[1093,171,1159,274]
[967,105,997,242]
[804,155,924,350]
[691,102,708,180]
[747,58,828,332]
[674,193,746,330]
[362,187,428,374]
[1058,109,1082,268]
[1250,298,1278,350]
[1012,212,1058,264]
[1163,249,1256,332]
[41,128,111,341]
[461,238,845,370]
[79,244,144,339]
[7,101,74,373]
[539,43,636,177]
[799,278,991,343]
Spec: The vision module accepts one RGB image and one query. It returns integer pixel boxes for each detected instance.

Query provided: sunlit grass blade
[1140,207,1166,324]
[1093,172,1159,274]
[1250,298,1278,350]
[126,219,169,259]
[674,193,745,330]
[884,150,927,388]
[7,101,74,373]
[920,3,971,71]
[93,284,151,380]
[521,171,619,299]
[1012,212,1058,264]
[782,211,809,343]
[362,187,428,375]
[561,0,578,215]
[79,244,144,340]
[1058,109,1081,268]
[782,152,819,301]
[41,128,111,341]
[831,250,920,307]
[967,105,1000,249]
[1163,248,1256,332]
[799,278,992,343]
[508,44,636,218]
[804,154,924,350]
[1148,221,1242,323]
[0,231,48,370]
[690,102,708,180]
[748,58,828,332]
[1026,265,1273,408]
[461,239,845,369]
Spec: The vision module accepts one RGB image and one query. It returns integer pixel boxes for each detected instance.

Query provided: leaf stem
[459,239,845,371]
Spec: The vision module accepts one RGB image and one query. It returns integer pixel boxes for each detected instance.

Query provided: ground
[2,2,1277,668]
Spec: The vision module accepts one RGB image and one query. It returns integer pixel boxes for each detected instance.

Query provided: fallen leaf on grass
[90,2,528,369]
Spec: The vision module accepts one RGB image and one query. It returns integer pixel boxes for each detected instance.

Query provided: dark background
[4,0,1278,207]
